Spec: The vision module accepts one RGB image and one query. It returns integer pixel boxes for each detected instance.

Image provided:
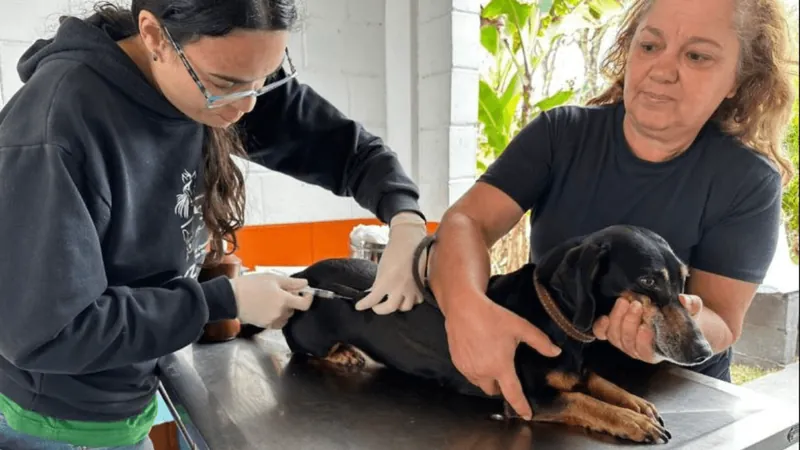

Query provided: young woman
[0,0,427,448]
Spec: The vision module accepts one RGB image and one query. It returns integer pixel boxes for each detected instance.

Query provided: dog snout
[651,303,713,367]
[690,336,714,364]
[688,336,713,364]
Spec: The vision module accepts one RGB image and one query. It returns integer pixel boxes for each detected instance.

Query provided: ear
[548,243,608,331]
[137,10,170,61]
[536,236,585,276]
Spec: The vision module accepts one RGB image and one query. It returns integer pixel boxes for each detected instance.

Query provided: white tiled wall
[416,2,480,217]
[0,0,481,224]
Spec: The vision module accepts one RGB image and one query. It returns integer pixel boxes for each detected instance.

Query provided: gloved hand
[355,212,428,315]
[229,272,313,329]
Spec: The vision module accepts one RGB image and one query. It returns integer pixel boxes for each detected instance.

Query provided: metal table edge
[154,343,800,450]
[665,367,799,449]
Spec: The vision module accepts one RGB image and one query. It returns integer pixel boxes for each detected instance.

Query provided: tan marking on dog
[531,392,670,443]
[660,268,670,283]
[545,371,582,391]
[660,304,693,336]
[316,343,366,371]
[620,290,658,326]
[586,372,661,421]
[619,290,652,307]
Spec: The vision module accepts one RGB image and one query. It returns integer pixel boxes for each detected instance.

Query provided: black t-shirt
[479,103,783,380]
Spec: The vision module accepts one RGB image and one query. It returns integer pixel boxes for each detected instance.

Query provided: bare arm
[684,169,781,353]
[687,268,757,353]
[427,182,560,419]
[425,111,560,420]
[428,182,526,317]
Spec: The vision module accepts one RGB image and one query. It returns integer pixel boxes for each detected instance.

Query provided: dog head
[537,225,713,366]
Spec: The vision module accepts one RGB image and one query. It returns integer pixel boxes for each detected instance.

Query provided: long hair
[90,0,298,263]
[589,0,797,186]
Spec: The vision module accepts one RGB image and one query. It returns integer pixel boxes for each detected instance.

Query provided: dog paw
[321,343,366,371]
[607,409,671,444]
[617,394,664,426]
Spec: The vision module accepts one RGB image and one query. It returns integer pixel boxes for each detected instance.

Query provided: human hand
[679,294,703,318]
[230,272,313,329]
[355,212,428,315]
[592,295,704,362]
[592,298,655,362]
[443,294,562,420]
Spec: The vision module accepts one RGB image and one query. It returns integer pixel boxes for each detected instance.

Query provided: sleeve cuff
[200,276,239,322]
[689,261,767,285]
[377,192,425,224]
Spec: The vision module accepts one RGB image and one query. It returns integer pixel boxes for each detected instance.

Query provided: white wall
[0,0,481,225]
[0,0,71,100]
[239,0,481,224]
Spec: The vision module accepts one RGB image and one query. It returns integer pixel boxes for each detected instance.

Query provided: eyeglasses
[162,26,298,109]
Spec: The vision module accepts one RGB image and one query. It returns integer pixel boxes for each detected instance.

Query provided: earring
[152,53,158,62]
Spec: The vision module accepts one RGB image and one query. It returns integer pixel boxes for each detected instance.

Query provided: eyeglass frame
[161,26,298,109]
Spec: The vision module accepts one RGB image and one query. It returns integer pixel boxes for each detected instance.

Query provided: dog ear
[549,243,609,332]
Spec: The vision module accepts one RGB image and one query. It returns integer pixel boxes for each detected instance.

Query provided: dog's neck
[412,235,603,345]
[532,267,596,344]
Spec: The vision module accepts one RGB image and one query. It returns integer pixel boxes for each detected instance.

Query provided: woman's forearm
[696,307,736,354]
[428,212,493,317]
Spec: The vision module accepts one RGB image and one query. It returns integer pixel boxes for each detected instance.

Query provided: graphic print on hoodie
[176,168,207,280]
[0,14,238,428]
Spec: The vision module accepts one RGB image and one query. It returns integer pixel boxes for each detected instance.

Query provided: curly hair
[588,0,798,186]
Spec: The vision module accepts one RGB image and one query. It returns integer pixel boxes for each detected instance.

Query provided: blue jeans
[0,412,153,450]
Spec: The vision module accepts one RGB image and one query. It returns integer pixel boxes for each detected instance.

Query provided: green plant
[782,77,799,263]
[730,363,780,386]
[478,0,622,273]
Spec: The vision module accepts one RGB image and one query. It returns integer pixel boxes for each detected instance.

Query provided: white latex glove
[229,272,313,329]
[355,212,428,315]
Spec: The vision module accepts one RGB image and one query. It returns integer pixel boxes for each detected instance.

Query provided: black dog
[239,224,713,444]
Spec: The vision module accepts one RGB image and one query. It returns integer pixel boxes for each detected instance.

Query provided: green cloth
[0,392,157,447]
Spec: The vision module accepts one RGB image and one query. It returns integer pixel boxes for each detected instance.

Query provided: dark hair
[92,0,298,263]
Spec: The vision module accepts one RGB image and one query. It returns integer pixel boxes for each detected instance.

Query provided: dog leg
[531,391,671,444]
[586,372,664,426]
[498,371,583,420]
[315,343,366,372]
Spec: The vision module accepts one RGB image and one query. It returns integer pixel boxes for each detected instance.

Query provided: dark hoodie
[0,14,421,423]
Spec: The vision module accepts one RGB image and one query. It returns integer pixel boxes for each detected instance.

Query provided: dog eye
[638,276,656,288]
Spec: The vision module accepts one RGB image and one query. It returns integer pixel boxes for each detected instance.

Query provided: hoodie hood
[18,14,186,120]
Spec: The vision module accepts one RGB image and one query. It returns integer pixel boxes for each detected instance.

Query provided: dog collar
[414,235,596,344]
[533,271,596,344]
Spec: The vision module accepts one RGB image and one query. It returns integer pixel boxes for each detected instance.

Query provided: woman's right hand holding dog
[443,293,562,420]
[229,272,313,329]
[428,187,563,421]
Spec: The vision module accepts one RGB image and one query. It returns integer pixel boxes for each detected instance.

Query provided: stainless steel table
[158,331,800,450]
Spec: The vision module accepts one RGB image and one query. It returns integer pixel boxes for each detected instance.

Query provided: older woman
[427,0,796,420]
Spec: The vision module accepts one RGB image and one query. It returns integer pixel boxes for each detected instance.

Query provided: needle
[298,286,353,301]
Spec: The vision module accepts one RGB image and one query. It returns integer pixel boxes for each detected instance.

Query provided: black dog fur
[238,224,713,444]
